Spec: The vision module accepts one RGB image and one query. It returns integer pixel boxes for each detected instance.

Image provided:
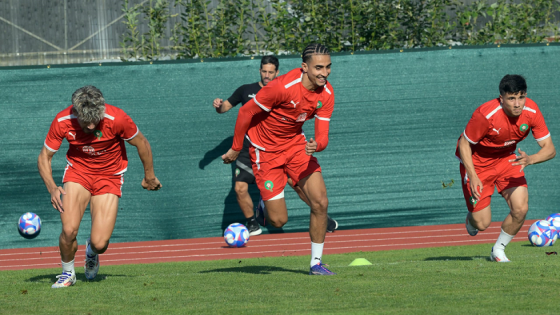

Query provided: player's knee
[269,217,288,228]
[90,238,110,254]
[60,227,79,242]
[472,218,491,231]
[234,183,249,195]
[511,206,528,221]
[309,197,329,214]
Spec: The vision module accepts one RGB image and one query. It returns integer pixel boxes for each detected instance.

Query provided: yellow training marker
[349,258,372,266]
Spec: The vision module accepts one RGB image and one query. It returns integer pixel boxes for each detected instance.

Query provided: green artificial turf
[1,241,559,314]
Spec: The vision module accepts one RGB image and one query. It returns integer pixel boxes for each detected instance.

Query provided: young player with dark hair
[222,44,337,275]
[456,74,556,262]
[213,55,338,236]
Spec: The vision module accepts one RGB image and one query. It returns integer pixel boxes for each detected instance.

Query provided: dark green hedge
[120,0,560,60]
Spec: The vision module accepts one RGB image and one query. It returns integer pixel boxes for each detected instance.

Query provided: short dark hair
[260,55,279,71]
[302,43,330,63]
[499,75,527,96]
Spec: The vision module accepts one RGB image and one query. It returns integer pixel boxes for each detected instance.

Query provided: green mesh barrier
[1,45,559,249]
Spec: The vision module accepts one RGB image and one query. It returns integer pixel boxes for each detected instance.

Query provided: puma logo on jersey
[493,128,501,135]
[248,93,256,98]
[290,100,299,108]
[68,131,76,140]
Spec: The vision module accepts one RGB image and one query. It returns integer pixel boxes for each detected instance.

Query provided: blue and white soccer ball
[546,213,560,231]
[224,223,249,248]
[18,212,42,239]
[528,220,557,247]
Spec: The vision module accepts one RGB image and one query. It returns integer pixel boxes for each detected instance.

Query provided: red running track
[0,220,537,271]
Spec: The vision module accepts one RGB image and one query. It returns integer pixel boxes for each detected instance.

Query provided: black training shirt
[227,82,261,106]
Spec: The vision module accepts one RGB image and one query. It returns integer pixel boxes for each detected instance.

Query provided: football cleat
[84,238,100,280]
[246,219,262,236]
[327,216,338,233]
[255,196,267,227]
[465,215,478,236]
[51,272,76,288]
[490,247,511,262]
[309,262,336,275]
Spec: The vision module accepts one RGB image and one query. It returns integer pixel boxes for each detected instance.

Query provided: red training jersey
[455,97,550,167]
[44,104,139,175]
[233,68,335,153]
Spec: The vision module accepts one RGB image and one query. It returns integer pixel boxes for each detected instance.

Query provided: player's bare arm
[37,146,66,213]
[458,135,483,200]
[213,98,233,114]
[510,137,556,171]
[126,131,162,191]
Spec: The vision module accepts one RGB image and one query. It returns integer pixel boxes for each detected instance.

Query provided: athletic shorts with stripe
[459,154,527,212]
[235,138,256,184]
[249,142,321,201]
[63,164,125,198]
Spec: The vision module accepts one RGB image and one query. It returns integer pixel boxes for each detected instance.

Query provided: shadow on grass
[424,256,488,261]
[199,265,308,275]
[27,273,128,283]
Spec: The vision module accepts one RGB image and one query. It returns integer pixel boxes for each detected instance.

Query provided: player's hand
[49,186,66,213]
[509,148,532,172]
[142,177,162,191]
[469,176,483,202]
[222,149,240,164]
[213,98,223,109]
[305,138,317,156]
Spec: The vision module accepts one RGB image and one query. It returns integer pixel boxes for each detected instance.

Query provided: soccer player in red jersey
[212,55,338,236]
[38,86,162,288]
[456,75,556,262]
[222,43,336,275]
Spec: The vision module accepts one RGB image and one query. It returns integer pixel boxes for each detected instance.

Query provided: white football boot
[490,247,511,262]
[51,272,76,288]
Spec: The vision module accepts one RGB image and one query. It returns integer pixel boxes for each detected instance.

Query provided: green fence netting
[1,45,559,249]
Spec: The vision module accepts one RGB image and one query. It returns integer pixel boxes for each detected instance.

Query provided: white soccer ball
[528,220,557,247]
[18,212,42,239]
[224,223,249,248]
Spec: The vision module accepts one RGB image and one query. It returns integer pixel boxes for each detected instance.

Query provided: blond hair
[71,86,105,124]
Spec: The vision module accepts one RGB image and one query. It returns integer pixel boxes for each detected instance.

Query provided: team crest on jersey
[519,124,529,133]
[317,101,323,109]
[296,113,307,122]
[264,180,274,192]
[469,197,478,206]
[235,168,240,177]
[94,130,103,140]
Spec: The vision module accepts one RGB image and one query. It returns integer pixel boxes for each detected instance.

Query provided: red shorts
[460,154,527,212]
[62,164,124,197]
[249,143,321,201]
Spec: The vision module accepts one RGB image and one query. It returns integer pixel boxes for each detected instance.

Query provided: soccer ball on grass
[528,220,557,247]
